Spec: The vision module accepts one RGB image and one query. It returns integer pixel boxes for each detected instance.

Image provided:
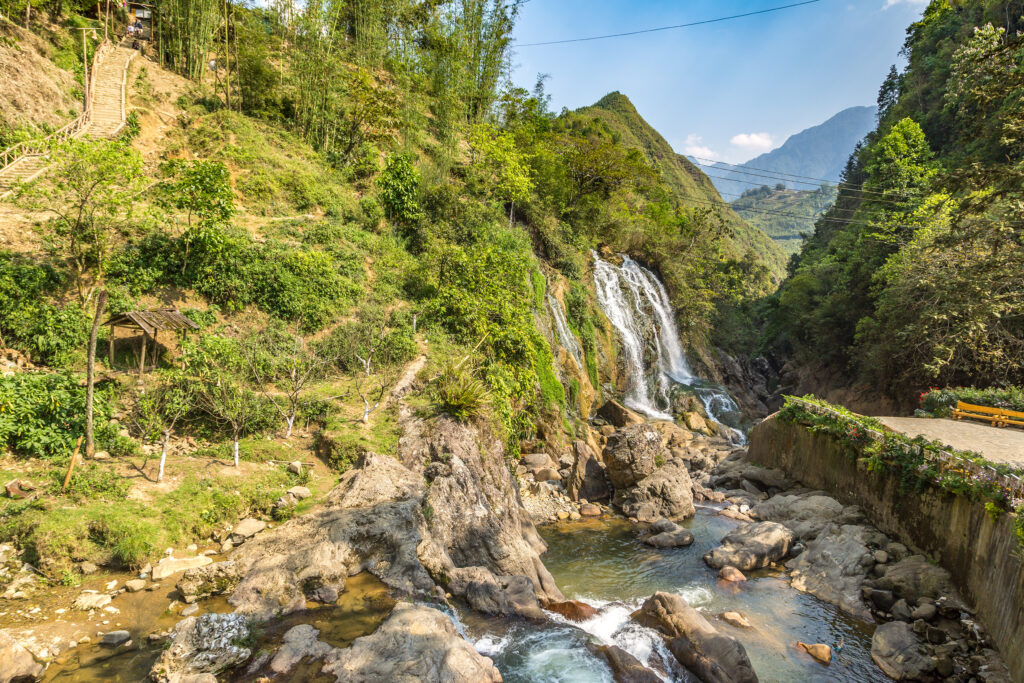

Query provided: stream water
[459,513,878,682]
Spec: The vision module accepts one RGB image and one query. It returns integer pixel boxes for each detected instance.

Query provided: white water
[546,294,583,366]
[591,251,745,441]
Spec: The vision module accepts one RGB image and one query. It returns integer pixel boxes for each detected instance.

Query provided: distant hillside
[577,92,786,277]
[730,184,837,257]
[705,105,876,199]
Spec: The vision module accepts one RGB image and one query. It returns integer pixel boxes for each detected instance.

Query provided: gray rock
[596,400,645,428]
[633,592,758,683]
[534,467,561,483]
[72,591,111,610]
[910,602,937,621]
[877,555,961,608]
[703,521,793,571]
[320,603,501,682]
[79,561,99,575]
[269,624,334,675]
[891,598,913,622]
[620,461,695,522]
[869,589,896,612]
[521,453,552,469]
[787,524,873,620]
[180,604,199,617]
[152,556,213,581]
[593,644,663,683]
[287,486,311,500]
[229,518,267,544]
[750,493,859,541]
[0,629,45,682]
[567,440,611,502]
[101,629,131,646]
[177,562,241,604]
[149,613,251,682]
[643,529,695,548]
[125,579,146,593]
[602,425,663,490]
[871,621,935,680]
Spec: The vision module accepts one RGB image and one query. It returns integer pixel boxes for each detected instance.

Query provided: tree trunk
[285,414,294,439]
[158,431,169,482]
[233,437,239,467]
[85,291,107,458]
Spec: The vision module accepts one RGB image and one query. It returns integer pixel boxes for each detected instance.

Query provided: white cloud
[682,134,717,160]
[729,132,776,154]
[882,0,928,9]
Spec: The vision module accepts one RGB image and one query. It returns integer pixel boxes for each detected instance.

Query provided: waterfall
[546,294,583,366]
[592,251,746,441]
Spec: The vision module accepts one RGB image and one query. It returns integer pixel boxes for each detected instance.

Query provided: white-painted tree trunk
[233,438,240,467]
[285,414,295,439]
[158,431,169,482]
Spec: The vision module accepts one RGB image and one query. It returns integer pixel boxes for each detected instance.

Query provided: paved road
[875,417,1024,467]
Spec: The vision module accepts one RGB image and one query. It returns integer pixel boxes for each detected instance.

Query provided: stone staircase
[0,42,135,197]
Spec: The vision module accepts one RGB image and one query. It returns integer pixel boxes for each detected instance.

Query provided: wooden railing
[787,396,1024,500]
[0,39,111,174]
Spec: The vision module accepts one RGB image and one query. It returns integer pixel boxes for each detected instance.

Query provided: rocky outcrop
[702,522,793,571]
[633,592,758,683]
[875,555,961,608]
[149,613,251,682]
[320,602,502,682]
[546,599,599,622]
[567,440,611,501]
[787,524,873,620]
[593,644,663,683]
[602,425,662,489]
[596,400,645,428]
[267,625,334,675]
[227,416,562,622]
[871,622,935,680]
[619,460,695,522]
[751,493,861,541]
[0,629,44,683]
[641,518,695,548]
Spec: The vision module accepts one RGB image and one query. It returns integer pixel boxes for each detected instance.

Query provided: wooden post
[62,436,84,492]
[108,323,115,368]
[138,331,147,377]
[81,29,89,111]
[85,291,107,458]
[152,330,158,369]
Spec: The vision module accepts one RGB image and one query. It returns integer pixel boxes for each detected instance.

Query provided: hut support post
[108,324,115,368]
[138,331,147,377]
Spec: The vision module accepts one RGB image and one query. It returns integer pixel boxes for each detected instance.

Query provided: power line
[514,0,820,47]
[702,171,921,213]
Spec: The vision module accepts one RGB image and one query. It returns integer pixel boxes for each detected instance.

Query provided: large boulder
[751,494,861,541]
[593,644,663,683]
[633,592,758,683]
[0,630,44,683]
[177,561,241,604]
[787,524,873,620]
[602,425,663,490]
[320,603,502,682]
[871,622,935,680]
[149,613,251,682]
[876,556,961,607]
[596,400,645,428]
[703,522,793,571]
[620,461,695,522]
[268,625,335,675]
[567,440,611,501]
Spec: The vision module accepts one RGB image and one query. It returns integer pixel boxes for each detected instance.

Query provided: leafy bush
[50,464,131,502]
[0,373,112,459]
[376,153,422,222]
[430,364,490,422]
[920,386,1024,416]
[319,307,417,373]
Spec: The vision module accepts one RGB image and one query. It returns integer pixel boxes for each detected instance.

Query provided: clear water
[459,514,879,683]
[547,293,583,366]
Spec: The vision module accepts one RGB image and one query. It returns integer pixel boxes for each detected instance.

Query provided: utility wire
[702,172,922,212]
[514,0,820,47]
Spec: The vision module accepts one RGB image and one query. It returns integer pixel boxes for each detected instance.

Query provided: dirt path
[875,416,1024,467]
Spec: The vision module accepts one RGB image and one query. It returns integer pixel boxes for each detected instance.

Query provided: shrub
[430,364,490,422]
[920,386,1024,416]
[376,153,422,222]
[51,464,131,502]
[319,307,416,373]
[0,373,112,459]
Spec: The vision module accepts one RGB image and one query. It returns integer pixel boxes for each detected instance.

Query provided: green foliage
[731,185,837,256]
[50,464,130,502]
[430,363,490,422]
[376,153,422,222]
[119,111,141,142]
[919,386,1024,417]
[319,307,416,374]
[0,373,111,460]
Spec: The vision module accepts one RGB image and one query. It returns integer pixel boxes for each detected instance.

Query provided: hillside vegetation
[731,184,837,256]
[766,0,1024,401]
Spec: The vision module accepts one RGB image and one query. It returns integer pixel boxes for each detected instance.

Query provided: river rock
[546,600,599,622]
[643,528,695,548]
[719,611,751,628]
[534,467,561,483]
[229,518,267,544]
[871,621,935,680]
[269,624,334,674]
[125,579,147,593]
[620,461,695,522]
[580,503,602,517]
[596,400,645,428]
[795,642,831,665]
[0,629,44,682]
[703,521,793,571]
[910,602,937,621]
[633,592,758,683]
[567,440,611,501]
[150,613,251,682]
[876,555,960,607]
[750,493,858,541]
[594,644,663,683]
[449,567,545,619]
[320,602,501,682]
[177,561,241,604]
[73,591,111,610]
[718,566,746,583]
[287,486,311,500]
[152,556,213,581]
[891,598,912,622]
[101,630,131,646]
[79,561,99,575]
[787,524,873,620]
[602,425,663,490]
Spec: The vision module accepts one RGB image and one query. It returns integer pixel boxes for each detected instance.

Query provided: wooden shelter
[104,309,198,375]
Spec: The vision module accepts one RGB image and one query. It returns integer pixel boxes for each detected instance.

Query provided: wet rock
[795,642,831,666]
[703,521,793,571]
[719,611,751,628]
[926,626,946,645]
[869,589,896,612]
[620,461,695,522]
[602,425,663,489]
[718,566,747,583]
[450,568,545,620]
[642,519,695,548]
[180,604,199,617]
[910,602,937,621]
[177,562,241,604]
[567,440,611,502]
[890,599,912,622]
[79,561,99,575]
[750,493,859,541]
[871,621,935,680]
[152,555,213,581]
[0,629,45,682]
[594,644,663,683]
[633,592,758,683]
[787,524,873,619]
[546,600,599,622]
[229,518,267,544]
[580,503,602,517]
[320,602,501,682]
[596,400,645,428]
[150,613,251,682]
[101,630,131,646]
[269,624,334,674]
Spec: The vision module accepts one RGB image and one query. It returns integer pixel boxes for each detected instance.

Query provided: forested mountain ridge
[766,0,1024,402]
[706,105,877,199]
[731,184,838,256]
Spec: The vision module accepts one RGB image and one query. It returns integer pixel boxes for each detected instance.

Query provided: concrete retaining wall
[748,414,1024,681]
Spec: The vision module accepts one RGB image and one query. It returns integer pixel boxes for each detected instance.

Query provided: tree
[195,371,265,467]
[157,160,235,275]
[243,323,325,438]
[468,122,533,225]
[18,139,145,303]
[129,373,193,481]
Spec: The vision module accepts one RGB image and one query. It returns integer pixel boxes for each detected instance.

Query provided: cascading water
[546,294,583,366]
[592,251,745,441]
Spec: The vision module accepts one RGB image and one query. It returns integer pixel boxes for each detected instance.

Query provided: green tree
[128,373,193,482]
[157,160,235,275]
[468,122,533,225]
[377,153,422,222]
[243,323,326,438]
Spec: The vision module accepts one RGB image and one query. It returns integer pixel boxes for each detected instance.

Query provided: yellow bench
[951,400,1024,429]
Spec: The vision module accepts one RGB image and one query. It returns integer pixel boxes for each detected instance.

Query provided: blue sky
[509,0,930,163]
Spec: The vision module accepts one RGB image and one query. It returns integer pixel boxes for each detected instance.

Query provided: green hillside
[731,184,837,256]
[576,92,787,277]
